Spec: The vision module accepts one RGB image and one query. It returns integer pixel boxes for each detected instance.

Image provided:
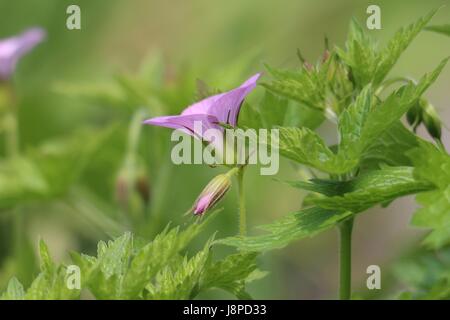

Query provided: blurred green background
[0,0,449,299]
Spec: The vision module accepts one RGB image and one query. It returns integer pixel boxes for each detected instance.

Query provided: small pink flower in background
[143,73,261,141]
[0,27,46,81]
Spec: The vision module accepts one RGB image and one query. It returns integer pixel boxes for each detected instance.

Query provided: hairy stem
[339,217,354,300]
[237,166,246,236]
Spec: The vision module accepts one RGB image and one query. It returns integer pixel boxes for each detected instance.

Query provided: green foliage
[218,207,351,251]
[426,24,450,37]
[408,142,450,249]
[20,240,80,300]
[1,214,261,300]
[220,166,434,251]
[277,127,356,174]
[1,7,448,301]
[393,247,450,299]
[0,157,48,209]
[0,128,112,210]
[276,57,447,175]
[199,252,260,299]
[220,11,449,256]
[1,277,24,300]
[359,121,419,169]
[261,62,330,111]
[239,91,325,135]
[287,166,434,212]
[407,98,442,140]
[261,51,354,116]
[337,10,437,88]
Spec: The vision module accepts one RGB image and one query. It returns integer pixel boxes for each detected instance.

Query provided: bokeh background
[0,0,449,299]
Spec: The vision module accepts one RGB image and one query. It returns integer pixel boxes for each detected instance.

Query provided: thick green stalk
[339,217,354,300]
[237,166,246,236]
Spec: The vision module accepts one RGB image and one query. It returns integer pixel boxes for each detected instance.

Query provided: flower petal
[208,73,261,126]
[181,92,227,116]
[143,113,222,140]
[0,27,46,80]
[181,73,261,126]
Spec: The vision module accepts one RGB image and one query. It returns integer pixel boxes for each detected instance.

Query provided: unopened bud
[422,100,442,140]
[192,168,238,216]
[406,101,421,130]
[135,173,151,205]
[115,168,151,210]
[407,98,442,139]
[322,50,330,63]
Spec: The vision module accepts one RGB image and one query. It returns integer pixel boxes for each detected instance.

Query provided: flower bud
[322,49,330,64]
[192,171,234,216]
[421,100,442,140]
[115,167,151,211]
[407,98,442,140]
[406,101,421,130]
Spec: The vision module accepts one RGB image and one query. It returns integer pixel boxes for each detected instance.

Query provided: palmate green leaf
[413,188,450,249]
[199,252,259,299]
[277,58,447,175]
[218,207,352,251]
[2,211,264,300]
[360,121,419,169]
[276,127,357,174]
[337,85,374,159]
[409,141,450,189]
[288,166,434,212]
[426,24,450,37]
[24,240,81,300]
[373,9,437,85]
[408,141,450,249]
[74,232,133,299]
[261,51,355,116]
[261,61,329,111]
[73,216,212,299]
[340,57,447,161]
[337,10,438,88]
[120,217,213,298]
[221,166,435,252]
[145,239,213,300]
[336,18,377,88]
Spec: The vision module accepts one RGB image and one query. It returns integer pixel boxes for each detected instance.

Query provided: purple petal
[207,73,261,126]
[182,73,261,126]
[0,27,46,80]
[143,113,222,140]
[181,91,227,116]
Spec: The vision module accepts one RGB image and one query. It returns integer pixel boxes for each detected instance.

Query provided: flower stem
[339,217,354,300]
[2,82,24,269]
[3,83,18,158]
[237,166,246,236]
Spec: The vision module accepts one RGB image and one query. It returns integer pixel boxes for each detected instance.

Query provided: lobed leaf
[408,141,450,249]
[218,207,352,251]
[289,166,434,212]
